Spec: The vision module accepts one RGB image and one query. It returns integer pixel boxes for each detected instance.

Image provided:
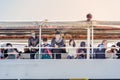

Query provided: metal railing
[0,46,120,59]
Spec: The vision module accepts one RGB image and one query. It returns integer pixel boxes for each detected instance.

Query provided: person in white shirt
[106,45,118,59]
[67,39,76,59]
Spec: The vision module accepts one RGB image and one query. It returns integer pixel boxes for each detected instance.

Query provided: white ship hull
[0,59,120,79]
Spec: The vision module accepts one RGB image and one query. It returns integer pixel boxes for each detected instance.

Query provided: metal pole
[87,28,90,59]
[38,20,47,59]
[38,24,41,59]
[91,21,94,58]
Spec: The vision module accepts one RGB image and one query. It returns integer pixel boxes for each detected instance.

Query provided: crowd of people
[0,31,120,59]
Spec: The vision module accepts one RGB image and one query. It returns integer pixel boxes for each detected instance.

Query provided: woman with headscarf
[76,41,87,59]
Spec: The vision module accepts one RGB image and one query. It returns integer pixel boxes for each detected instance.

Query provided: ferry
[0,19,120,80]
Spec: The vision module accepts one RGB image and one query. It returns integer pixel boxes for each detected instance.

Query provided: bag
[42,54,51,59]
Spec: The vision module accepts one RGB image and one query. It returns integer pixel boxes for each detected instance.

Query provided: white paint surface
[0,59,120,79]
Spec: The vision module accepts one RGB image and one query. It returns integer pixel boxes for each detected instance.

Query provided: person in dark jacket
[28,31,39,59]
[95,40,107,59]
[116,42,120,59]
[51,31,64,59]
[76,41,87,59]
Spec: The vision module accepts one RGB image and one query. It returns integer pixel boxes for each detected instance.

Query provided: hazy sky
[0,0,120,21]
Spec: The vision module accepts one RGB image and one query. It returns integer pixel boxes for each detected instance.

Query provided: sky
[0,0,120,21]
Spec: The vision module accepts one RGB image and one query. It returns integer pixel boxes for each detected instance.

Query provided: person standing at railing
[76,41,87,59]
[116,42,120,59]
[106,45,118,59]
[51,31,65,59]
[0,49,2,59]
[95,40,107,59]
[28,31,39,59]
[41,38,52,59]
[0,47,5,59]
[67,39,76,59]
[4,43,20,59]
[3,54,8,59]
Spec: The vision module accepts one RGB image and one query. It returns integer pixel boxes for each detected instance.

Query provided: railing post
[91,21,94,58]
[87,28,90,59]
[38,24,41,59]
[38,20,48,59]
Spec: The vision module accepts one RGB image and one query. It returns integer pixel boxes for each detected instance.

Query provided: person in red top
[41,38,52,59]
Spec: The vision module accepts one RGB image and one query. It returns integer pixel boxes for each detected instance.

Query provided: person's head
[43,38,48,44]
[80,41,86,47]
[69,39,76,47]
[102,39,107,45]
[0,48,4,53]
[86,13,92,21]
[6,43,12,47]
[24,46,30,52]
[55,31,61,39]
[111,45,116,50]
[31,31,36,38]
[117,42,120,47]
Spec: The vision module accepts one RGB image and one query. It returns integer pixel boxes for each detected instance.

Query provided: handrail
[0,47,120,49]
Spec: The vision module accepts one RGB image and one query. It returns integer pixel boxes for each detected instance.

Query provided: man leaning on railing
[28,31,39,59]
[51,31,65,59]
[116,42,120,59]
